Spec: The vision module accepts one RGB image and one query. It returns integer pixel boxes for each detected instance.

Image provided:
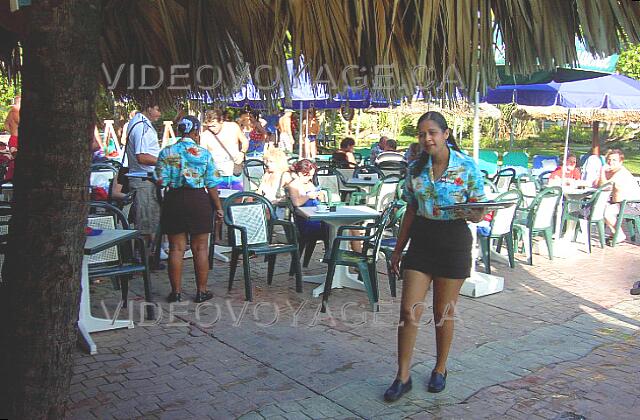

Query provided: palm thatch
[3,0,640,107]
[513,105,640,124]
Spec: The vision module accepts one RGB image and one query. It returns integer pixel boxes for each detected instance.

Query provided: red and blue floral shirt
[155,138,223,189]
[403,148,486,220]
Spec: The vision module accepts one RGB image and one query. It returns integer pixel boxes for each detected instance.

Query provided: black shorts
[160,188,213,235]
[402,216,472,279]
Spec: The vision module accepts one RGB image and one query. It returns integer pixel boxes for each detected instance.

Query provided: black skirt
[160,188,213,235]
[402,216,472,279]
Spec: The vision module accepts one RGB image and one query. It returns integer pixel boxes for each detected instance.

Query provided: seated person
[403,142,422,164]
[370,136,388,162]
[548,154,581,186]
[287,159,329,246]
[582,147,604,187]
[332,137,357,167]
[256,147,293,205]
[597,148,640,243]
[375,139,405,164]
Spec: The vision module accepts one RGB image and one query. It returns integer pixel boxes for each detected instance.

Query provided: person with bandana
[155,115,224,303]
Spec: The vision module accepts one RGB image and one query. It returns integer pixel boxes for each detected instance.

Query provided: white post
[472,90,480,162]
[298,102,304,158]
[354,109,361,143]
[554,108,572,239]
[305,109,309,158]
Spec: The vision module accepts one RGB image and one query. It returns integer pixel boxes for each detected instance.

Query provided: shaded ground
[67,231,640,419]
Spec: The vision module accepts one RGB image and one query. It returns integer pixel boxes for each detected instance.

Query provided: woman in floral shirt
[155,116,224,304]
[384,111,486,402]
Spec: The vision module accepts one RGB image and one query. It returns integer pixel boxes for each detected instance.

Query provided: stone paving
[67,232,640,419]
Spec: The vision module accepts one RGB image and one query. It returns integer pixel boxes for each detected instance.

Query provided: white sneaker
[159,248,169,260]
[183,249,193,259]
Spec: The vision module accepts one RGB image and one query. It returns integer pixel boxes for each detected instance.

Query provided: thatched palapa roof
[2,1,640,106]
[513,105,640,124]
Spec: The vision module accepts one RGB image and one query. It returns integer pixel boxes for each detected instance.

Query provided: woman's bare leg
[395,269,432,382]
[190,233,211,292]
[168,233,187,293]
[432,277,465,374]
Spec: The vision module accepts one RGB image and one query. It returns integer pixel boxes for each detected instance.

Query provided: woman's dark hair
[340,137,355,150]
[177,115,201,135]
[411,111,461,176]
[291,159,317,175]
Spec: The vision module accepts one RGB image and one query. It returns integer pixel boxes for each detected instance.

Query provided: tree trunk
[0,1,102,418]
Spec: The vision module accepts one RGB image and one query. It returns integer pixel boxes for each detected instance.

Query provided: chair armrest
[337,224,373,236]
[271,219,298,243]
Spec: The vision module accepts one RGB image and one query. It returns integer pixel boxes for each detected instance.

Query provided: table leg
[461,223,504,297]
[78,257,134,354]
[214,245,231,262]
[303,220,365,297]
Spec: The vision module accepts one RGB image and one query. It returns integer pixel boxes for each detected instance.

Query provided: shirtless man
[278,109,294,153]
[200,108,248,191]
[302,108,320,159]
[3,96,20,180]
[597,148,640,243]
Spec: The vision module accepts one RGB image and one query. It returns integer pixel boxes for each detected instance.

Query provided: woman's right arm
[288,181,309,207]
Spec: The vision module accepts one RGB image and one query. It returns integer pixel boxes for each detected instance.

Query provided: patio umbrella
[484,72,640,238]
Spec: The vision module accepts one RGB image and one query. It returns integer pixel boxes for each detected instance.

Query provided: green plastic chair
[321,204,394,312]
[379,202,407,297]
[502,151,529,175]
[561,183,612,253]
[611,200,640,245]
[479,190,522,274]
[349,174,400,211]
[513,187,562,265]
[224,192,303,301]
[478,149,499,177]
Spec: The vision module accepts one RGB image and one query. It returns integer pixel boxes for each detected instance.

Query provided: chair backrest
[478,149,499,177]
[0,204,11,282]
[224,192,275,247]
[376,160,407,178]
[532,155,559,176]
[493,168,516,192]
[335,168,356,191]
[90,163,118,197]
[502,151,529,168]
[537,170,554,187]
[589,185,613,222]
[529,187,562,230]
[316,173,342,204]
[365,203,395,258]
[354,165,384,179]
[484,178,498,195]
[243,159,266,192]
[375,177,400,211]
[490,190,521,235]
[516,175,539,207]
[87,202,130,265]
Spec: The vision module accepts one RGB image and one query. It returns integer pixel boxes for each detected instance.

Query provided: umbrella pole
[298,102,303,158]
[472,90,480,163]
[555,108,572,239]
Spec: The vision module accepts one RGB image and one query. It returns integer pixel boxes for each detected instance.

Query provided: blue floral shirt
[155,138,223,189]
[403,148,486,220]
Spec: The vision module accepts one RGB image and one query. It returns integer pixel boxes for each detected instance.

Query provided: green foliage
[616,43,640,80]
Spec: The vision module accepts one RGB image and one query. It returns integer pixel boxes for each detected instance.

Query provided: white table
[80,229,139,354]
[296,205,380,297]
[345,177,379,187]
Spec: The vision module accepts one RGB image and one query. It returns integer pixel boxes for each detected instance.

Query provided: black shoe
[631,281,640,296]
[194,290,213,303]
[427,369,447,393]
[167,292,181,303]
[383,377,412,402]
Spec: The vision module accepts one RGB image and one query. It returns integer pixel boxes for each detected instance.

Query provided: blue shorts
[308,135,317,142]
